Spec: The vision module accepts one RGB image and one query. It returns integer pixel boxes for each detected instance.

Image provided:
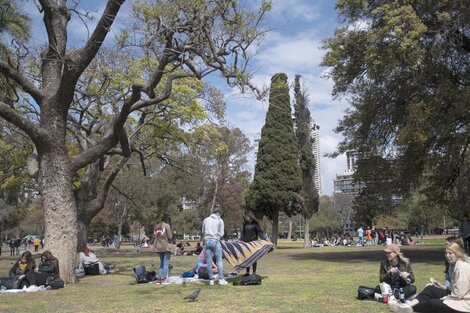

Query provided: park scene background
[0,0,469,312]
[0,238,450,313]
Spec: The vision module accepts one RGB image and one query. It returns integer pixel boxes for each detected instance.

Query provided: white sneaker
[218,279,228,286]
[389,302,413,313]
[25,285,39,292]
[209,279,214,286]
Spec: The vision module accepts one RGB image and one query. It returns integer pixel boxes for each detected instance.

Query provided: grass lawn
[0,237,448,313]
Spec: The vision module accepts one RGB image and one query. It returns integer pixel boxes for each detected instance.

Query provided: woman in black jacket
[24,250,59,286]
[240,211,265,277]
[1,251,36,289]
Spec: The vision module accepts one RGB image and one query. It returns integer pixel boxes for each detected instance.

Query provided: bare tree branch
[74,0,126,74]
[0,60,44,104]
[0,101,45,144]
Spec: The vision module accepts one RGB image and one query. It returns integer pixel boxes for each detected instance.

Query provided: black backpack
[46,274,65,289]
[134,265,148,284]
[356,285,376,300]
[84,262,100,275]
[233,274,262,286]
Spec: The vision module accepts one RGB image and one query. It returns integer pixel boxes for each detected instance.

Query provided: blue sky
[221,0,348,195]
[22,0,349,195]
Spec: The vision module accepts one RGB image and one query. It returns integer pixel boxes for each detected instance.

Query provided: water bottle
[399,287,405,303]
[398,270,412,284]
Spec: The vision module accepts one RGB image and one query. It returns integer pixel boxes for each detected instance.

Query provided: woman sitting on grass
[0,251,36,289]
[78,246,113,275]
[376,244,416,299]
[24,250,59,287]
[389,242,470,313]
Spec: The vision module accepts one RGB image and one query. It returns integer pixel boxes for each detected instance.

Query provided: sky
[22,0,349,195]
[220,0,349,195]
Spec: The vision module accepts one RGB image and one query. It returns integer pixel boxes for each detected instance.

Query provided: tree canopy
[246,73,302,246]
[0,0,270,283]
[323,0,470,216]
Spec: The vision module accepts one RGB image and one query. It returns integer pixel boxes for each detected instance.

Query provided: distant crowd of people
[0,237,45,256]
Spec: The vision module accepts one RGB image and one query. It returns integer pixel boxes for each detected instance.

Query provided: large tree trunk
[303,215,310,247]
[38,152,77,284]
[287,219,292,240]
[271,210,279,247]
[77,219,89,250]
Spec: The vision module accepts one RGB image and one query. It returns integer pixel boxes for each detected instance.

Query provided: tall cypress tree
[246,73,302,246]
[293,74,319,247]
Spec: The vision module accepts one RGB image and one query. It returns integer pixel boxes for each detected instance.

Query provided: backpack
[154,224,165,238]
[356,285,376,300]
[45,273,65,289]
[84,262,100,275]
[134,265,148,284]
[233,274,262,286]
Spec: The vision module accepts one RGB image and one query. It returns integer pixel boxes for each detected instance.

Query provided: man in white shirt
[202,205,227,286]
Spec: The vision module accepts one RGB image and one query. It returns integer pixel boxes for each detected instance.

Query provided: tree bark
[287,219,292,240]
[303,215,310,247]
[38,151,77,283]
[271,210,279,247]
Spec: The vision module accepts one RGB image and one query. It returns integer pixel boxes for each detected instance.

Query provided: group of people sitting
[377,236,470,313]
[174,242,203,256]
[0,245,115,290]
[0,250,59,291]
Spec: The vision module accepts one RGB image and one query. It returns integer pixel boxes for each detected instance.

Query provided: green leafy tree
[293,74,319,247]
[0,0,270,282]
[246,73,302,246]
[322,1,470,215]
[0,0,30,103]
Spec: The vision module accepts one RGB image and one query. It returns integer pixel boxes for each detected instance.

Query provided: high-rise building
[311,125,323,196]
[333,150,365,233]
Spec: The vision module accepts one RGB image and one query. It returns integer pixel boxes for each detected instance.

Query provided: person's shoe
[389,302,413,313]
[209,279,214,286]
[218,279,228,286]
[25,285,39,292]
[388,295,398,305]
[242,273,250,277]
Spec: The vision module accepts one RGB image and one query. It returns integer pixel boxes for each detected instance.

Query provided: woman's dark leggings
[374,284,417,299]
[413,285,464,313]
[246,262,257,274]
[24,271,51,286]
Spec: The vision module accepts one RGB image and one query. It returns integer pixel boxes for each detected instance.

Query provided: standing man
[202,205,227,286]
[357,226,364,246]
[240,211,265,277]
[33,237,41,252]
[459,215,470,254]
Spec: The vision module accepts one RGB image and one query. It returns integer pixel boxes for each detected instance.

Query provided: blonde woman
[390,242,470,313]
[377,244,416,299]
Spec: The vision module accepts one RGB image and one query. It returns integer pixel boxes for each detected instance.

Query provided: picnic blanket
[221,240,273,272]
[154,273,238,285]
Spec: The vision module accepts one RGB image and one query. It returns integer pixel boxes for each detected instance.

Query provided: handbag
[357,285,376,300]
[84,261,100,275]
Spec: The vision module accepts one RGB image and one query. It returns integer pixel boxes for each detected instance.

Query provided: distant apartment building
[253,125,323,196]
[311,125,323,196]
[333,150,365,234]
[181,196,196,210]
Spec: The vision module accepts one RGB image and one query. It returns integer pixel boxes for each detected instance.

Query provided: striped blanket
[221,240,273,272]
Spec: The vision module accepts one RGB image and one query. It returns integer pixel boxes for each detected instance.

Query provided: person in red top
[365,227,373,245]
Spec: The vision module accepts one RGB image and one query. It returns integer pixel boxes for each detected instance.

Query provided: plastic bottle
[399,287,405,303]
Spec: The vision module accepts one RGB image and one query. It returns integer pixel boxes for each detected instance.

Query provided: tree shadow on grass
[289,246,444,265]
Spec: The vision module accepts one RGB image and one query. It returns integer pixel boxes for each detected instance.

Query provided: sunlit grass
[0,237,448,313]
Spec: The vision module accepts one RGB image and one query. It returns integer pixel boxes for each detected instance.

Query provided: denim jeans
[158,251,172,279]
[204,239,224,280]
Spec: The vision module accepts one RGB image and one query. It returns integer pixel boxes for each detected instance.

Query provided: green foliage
[293,75,319,220]
[247,73,302,222]
[323,0,470,210]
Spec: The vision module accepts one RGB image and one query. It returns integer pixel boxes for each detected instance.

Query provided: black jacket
[241,221,265,242]
[38,260,58,274]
